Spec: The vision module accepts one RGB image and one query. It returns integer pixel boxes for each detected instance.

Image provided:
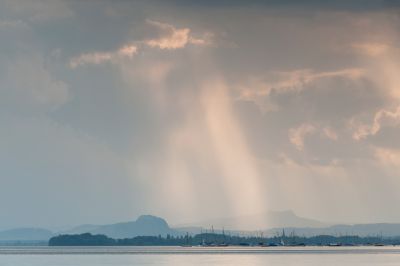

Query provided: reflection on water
[1,247,400,266]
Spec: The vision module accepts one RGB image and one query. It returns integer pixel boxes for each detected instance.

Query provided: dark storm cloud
[163,0,400,10]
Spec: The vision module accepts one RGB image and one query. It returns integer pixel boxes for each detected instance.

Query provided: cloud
[354,42,400,101]
[374,147,400,166]
[0,115,138,227]
[3,56,69,111]
[288,124,338,151]
[164,0,400,10]
[351,106,400,140]
[70,45,137,68]
[3,1,400,225]
[323,126,338,141]
[2,0,74,21]
[144,19,212,49]
[241,68,364,97]
[237,68,365,112]
[69,20,212,68]
[352,42,390,57]
[289,123,316,150]
[0,19,28,30]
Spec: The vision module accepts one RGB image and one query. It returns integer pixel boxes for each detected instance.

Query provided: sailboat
[218,228,229,247]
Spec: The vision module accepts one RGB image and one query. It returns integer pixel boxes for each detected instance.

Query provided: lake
[1,246,400,265]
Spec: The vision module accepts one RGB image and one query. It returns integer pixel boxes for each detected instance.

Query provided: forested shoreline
[49,232,400,246]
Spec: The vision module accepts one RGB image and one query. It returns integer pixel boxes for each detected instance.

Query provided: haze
[1,0,400,229]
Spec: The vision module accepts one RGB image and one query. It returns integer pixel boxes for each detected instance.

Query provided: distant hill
[61,224,101,235]
[178,210,327,231]
[179,211,400,237]
[6,213,400,244]
[0,228,53,241]
[267,223,400,237]
[64,215,177,239]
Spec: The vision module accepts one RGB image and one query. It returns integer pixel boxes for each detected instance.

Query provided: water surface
[1,246,400,265]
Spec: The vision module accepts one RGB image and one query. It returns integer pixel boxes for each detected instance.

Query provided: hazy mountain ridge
[268,223,400,237]
[0,228,53,241]
[63,215,177,239]
[4,212,400,242]
[61,224,102,235]
[178,210,327,231]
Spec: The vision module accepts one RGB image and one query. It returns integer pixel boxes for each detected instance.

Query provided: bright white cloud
[70,45,137,68]
[69,20,212,68]
[145,19,212,49]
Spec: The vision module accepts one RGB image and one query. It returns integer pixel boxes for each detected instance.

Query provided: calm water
[1,246,400,265]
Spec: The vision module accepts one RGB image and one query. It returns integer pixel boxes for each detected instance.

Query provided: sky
[1,0,400,229]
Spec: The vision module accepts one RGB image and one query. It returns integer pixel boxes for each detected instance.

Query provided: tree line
[49,232,400,246]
